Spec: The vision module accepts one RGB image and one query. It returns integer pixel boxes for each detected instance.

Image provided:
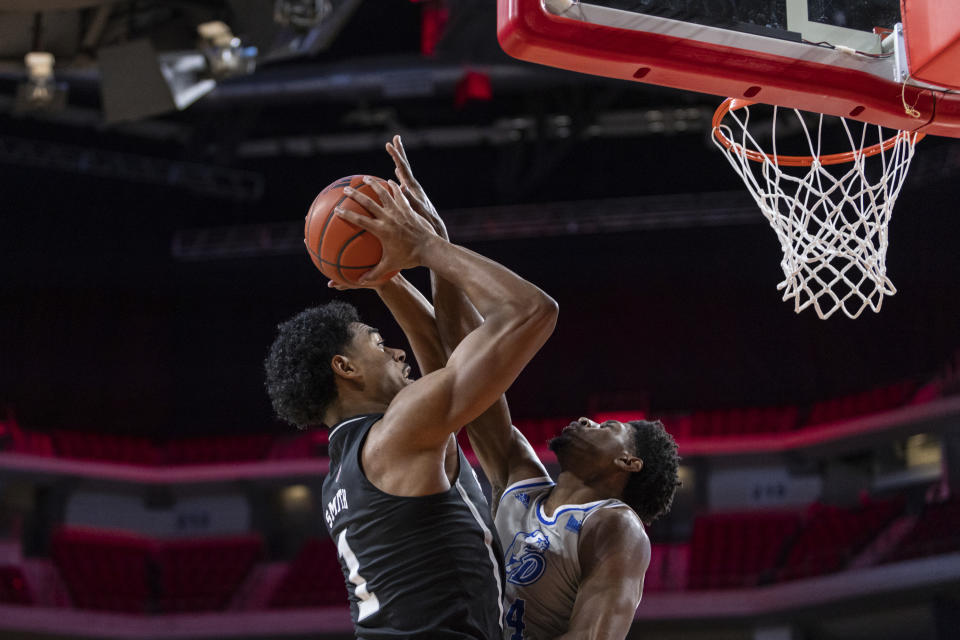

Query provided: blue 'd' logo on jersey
[505,530,550,586]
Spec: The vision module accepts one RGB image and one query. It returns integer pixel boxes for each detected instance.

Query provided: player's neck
[323,396,390,427]
[545,471,622,514]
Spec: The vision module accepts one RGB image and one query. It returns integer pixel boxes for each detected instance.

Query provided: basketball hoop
[712,98,924,320]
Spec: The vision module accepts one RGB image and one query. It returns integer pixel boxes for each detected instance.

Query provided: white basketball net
[713,103,922,319]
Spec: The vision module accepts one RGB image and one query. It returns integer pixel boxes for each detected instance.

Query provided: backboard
[497,0,960,137]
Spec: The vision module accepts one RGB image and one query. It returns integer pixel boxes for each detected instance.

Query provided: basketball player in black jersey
[264,164,558,639]
[382,137,681,639]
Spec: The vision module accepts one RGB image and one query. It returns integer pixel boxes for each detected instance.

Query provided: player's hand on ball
[325,275,395,292]
[386,135,448,241]
[337,177,438,283]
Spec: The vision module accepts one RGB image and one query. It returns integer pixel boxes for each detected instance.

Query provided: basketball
[303,175,392,285]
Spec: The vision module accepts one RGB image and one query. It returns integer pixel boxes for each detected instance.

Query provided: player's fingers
[335,207,378,233]
[387,180,412,208]
[327,279,350,291]
[390,136,422,188]
[343,186,382,215]
[399,182,425,210]
[359,262,392,285]
[387,143,415,188]
[361,177,396,210]
[395,135,410,164]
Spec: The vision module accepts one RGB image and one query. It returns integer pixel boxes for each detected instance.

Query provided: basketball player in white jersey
[385,136,681,639]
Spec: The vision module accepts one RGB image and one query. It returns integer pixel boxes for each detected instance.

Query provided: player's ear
[331,354,360,380]
[615,455,643,473]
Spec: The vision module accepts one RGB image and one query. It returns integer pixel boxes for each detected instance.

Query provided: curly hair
[621,419,682,525]
[264,301,360,429]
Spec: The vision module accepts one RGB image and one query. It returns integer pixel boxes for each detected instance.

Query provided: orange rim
[712,98,925,167]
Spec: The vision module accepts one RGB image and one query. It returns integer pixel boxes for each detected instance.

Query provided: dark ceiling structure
[1,1,959,436]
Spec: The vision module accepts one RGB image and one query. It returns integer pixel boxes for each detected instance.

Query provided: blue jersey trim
[535,496,608,525]
[499,477,554,505]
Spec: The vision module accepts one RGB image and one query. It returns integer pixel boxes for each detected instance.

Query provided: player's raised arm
[384,135,547,504]
[338,178,558,450]
[556,508,650,640]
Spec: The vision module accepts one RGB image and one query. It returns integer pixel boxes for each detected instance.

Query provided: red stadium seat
[153,534,263,612]
[689,406,799,438]
[268,538,345,608]
[52,528,265,613]
[886,496,960,563]
[779,497,905,581]
[51,528,152,613]
[0,565,33,605]
[687,510,801,590]
[51,431,161,466]
[164,435,272,465]
[805,381,917,427]
[2,419,54,456]
[268,430,329,459]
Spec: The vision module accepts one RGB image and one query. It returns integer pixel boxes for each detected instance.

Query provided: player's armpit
[558,508,650,640]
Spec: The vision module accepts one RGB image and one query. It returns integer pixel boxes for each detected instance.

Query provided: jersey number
[506,599,525,640]
[337,530,381,621]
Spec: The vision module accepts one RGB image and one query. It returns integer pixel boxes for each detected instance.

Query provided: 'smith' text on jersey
[325,487,349,528]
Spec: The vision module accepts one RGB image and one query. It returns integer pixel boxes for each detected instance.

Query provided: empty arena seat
[0,565,33,605]
[268,430,329,459]
[164,435,273,465]
[806,381,916,427]
[689,406,798,438]
[268,537,345,608]
[643,543,689,592]
[153,534,263,612]
[886,496,960,563]
[687,510,801,590]
[52,528,266,613]
[778,496,905,581]
[51,528,152,612]
[49,431,275,465]
[2,419,54,456]
[51,431,161,466]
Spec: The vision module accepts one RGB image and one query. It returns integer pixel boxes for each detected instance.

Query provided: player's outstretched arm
[434,269,548,506]
[338,179,558,450]
[556,509,650,640]
[385,135,547,505]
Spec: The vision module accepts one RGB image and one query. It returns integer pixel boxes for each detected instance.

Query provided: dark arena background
[1,1,960,639]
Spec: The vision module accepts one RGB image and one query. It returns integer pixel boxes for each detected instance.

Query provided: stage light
[197,21,258,79]
[273,0,333,30]
[99,22,257,124]
[14,51,68,113]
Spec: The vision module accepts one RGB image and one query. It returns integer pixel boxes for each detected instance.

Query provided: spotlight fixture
[14,51,67,113]
[197,21,258,79]
[274,0,333,30]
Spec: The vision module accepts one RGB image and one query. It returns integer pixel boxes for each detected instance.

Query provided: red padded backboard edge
[497,0,960,138]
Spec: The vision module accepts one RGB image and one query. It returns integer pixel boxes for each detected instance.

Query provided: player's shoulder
[580,503,650,558]
[577,507,650,582]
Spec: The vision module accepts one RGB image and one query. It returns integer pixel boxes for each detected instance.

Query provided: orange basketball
[303,175,394,285]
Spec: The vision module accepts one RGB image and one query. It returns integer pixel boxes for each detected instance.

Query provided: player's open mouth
[402,365,412,379]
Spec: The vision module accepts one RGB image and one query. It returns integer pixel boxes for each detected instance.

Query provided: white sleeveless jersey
[494,476,635,640]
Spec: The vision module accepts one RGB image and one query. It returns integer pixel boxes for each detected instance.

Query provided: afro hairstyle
[264,301,359,428]
[621,419,682,525]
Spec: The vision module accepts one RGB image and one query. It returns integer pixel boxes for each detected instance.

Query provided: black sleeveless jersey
[321,413,505,640]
